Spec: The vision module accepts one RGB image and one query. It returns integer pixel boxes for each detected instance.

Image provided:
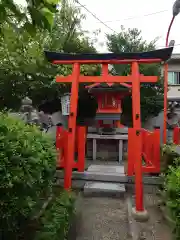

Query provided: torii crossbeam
[45,47,173,214]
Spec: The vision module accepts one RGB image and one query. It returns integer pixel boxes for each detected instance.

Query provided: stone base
[131,207,149,222]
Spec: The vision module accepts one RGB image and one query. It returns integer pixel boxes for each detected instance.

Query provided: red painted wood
[131,62,144,212]
[163,63,168,144]
[56,126,87,172]
[128,128,160,175]
[173,127,180,145]
[54,60,162,212]
[127,128,136,176]
[153,129,160,172]
[56,126,68,168]
[53,58,162,64]
[77,126,86,172]
[96,93,121,114]
[64,63,80,189]
[56,75,158,83]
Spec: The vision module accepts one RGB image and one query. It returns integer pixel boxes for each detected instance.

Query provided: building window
[168,72,180,85]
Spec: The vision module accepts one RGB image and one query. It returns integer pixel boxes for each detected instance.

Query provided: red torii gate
[45,47,173,214]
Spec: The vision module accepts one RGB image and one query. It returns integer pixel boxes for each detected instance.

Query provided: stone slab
[87,164,125,174]
[56,170,162,185]
[87,133,128,140]
[76,197,131,240]
[84,181,125,198]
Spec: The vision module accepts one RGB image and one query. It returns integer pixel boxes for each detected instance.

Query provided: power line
[102,9,169,23]
[74,1,180,50]
[74,0,118,34]
[75,1,169,25]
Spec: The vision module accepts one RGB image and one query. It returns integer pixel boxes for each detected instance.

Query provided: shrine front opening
[45,46,173,214]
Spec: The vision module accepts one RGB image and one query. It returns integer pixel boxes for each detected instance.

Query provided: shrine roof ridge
[44,47,173,63]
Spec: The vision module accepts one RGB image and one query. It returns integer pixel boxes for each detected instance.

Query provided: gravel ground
[128,193,173,240]
[76,197,131,240]
[75,193,173,240]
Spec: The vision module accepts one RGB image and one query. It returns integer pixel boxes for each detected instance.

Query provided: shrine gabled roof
[44,47,173,62]
[87,83,130,92]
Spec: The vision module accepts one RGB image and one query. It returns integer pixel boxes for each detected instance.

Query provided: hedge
[161,144,179,173]
[35,191,76,240]
[161,144,180,239]
[0,112,57,238]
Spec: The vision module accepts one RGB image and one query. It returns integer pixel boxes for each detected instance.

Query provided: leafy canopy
[0,0,100,110]
[0,0,60,33]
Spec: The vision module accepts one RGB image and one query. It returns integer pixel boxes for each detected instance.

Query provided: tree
[0,0,99,110]
[106,26,164,125]
[0,0,60,33]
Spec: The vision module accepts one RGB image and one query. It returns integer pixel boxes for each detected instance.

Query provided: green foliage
[164,165,180,238]
[0,0,60,33]
[161,144,180,238]
[161,144,179,173]
[107,26,164,124]
[0,112,56,235]
[35,191,76,240]
[0,0,99,110]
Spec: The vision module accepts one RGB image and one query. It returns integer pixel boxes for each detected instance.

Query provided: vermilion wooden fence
[127,128,160,176]
[173,127,180,145]
[56,126,86,173]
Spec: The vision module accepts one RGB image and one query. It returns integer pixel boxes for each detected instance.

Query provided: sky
[74,0,180,53]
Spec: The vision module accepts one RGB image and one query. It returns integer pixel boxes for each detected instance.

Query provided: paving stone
[84,181,125,198]
[76,197,131,240]
[87,164,125,174]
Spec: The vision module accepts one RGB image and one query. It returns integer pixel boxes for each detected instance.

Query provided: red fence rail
[127,128,160,176]
[56,126,86,172]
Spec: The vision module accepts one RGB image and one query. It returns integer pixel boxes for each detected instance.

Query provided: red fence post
[127,128,135,176]
[56,126,64,168]
[173,127,180,145]
[141,129,146,160]
[77,126,86,172]
[153,128,160,172]
[56,126,63,149]
[134,129,144,212]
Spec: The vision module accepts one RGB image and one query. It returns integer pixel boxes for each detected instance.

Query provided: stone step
[56,170,162,185]
[87,164,124,174]
[84,181,126,198]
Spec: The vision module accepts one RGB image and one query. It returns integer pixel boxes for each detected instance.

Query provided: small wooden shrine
[86,83,131,162]
[87,82,131,129]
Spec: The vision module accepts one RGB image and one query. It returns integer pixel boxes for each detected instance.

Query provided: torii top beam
[45,47,173,64]
[44,47,173,84]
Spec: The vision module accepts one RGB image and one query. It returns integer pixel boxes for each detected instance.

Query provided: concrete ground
[75,193,173,240]
[76,197,131,240]
[127,193,173,240]
[71,164,173,240]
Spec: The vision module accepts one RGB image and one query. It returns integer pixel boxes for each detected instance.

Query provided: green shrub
[35,191,76,240]
[0,112,56,236]
[161,144,180,238]
[161,144,179,173]
[164,165,180,238]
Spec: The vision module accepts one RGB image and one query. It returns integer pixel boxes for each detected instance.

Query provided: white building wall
[167,61,180,99]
